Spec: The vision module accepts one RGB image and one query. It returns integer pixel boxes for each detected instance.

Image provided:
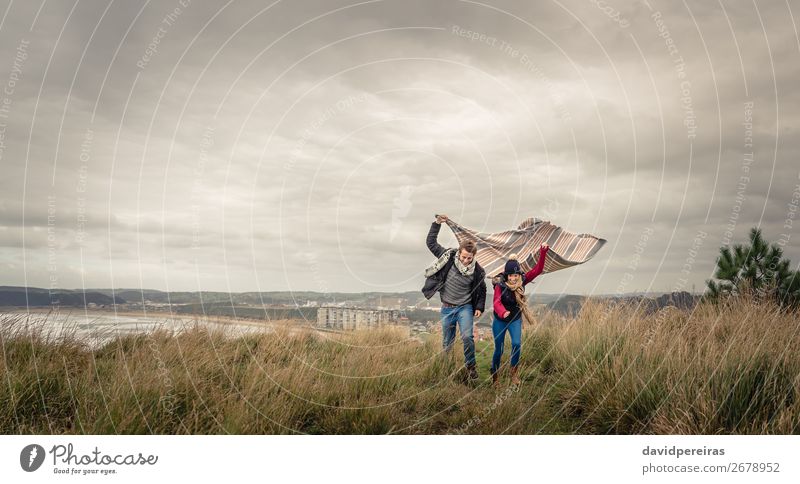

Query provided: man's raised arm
[426,214,448,257]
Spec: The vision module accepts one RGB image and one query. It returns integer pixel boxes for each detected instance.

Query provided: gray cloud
[1,0,798,294]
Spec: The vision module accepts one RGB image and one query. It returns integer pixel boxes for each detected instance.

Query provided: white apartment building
[316,306,400,330]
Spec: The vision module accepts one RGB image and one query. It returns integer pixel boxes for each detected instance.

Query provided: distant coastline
[1,285,701,323]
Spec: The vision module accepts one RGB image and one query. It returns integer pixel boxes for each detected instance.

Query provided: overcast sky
[0,0,798,295]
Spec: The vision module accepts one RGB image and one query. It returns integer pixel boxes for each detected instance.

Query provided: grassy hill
[1,294,798,434]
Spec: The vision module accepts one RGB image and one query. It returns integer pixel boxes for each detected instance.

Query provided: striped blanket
[445,218,606,278]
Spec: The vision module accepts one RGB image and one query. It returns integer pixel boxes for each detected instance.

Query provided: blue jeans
[491,314,522,374]
[440,304,476,367]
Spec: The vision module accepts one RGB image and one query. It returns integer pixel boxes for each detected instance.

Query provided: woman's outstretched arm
[524,245,549,285]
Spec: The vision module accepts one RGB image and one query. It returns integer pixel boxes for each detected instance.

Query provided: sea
[0,310,275,348]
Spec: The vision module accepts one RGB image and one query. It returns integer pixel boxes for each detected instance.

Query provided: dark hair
[458,241,477,255]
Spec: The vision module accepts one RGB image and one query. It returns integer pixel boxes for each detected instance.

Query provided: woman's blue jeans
[491,314,522,374]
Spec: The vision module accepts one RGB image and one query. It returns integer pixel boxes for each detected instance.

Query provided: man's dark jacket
[421,222,487,312]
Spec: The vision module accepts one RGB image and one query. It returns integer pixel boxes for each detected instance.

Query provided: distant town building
[316,306,400,330]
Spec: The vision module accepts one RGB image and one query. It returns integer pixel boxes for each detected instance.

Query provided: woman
[491,243,549,386]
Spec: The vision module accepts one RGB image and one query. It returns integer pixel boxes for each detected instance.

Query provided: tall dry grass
[1,295,798,434]
[525,294,800,434]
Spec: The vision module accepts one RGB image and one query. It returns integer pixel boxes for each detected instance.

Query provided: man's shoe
[467,365,479,381]
[510,366,521,386]
[491,372,499,387]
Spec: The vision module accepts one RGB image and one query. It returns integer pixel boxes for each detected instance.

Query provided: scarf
[504,277,536,326]
[424,248,475,278]
[453,252,476,276]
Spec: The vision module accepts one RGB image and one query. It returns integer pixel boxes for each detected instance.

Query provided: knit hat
[503,253,524,276]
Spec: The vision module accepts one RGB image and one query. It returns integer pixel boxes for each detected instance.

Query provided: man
[422,214,487,380]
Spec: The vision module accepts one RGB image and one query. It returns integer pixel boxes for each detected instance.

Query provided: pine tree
[705,227,799,309]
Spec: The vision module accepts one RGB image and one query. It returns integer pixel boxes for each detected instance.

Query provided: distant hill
[82,288,565,307]
[86,289,431,307]
[0,286,125,307]
[1,286,700,318]
[545,294,587,317]
[545,291,699,317]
